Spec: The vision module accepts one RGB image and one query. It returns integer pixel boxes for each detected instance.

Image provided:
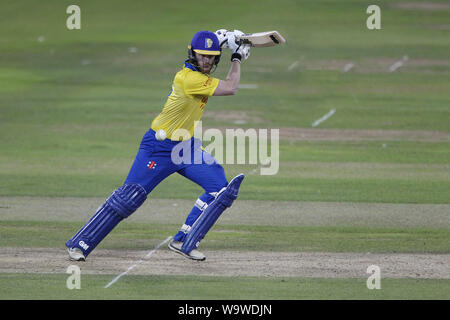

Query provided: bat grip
[239,39,252,46]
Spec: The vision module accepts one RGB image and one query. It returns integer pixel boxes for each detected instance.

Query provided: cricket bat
[236,31,286,47]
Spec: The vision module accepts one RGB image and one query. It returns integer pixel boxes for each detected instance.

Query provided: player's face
[195,53,216,74]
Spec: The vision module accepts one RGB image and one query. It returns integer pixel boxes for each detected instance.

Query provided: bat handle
[237,38,252,46]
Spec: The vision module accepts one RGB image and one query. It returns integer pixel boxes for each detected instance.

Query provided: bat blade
[237,31,286,47]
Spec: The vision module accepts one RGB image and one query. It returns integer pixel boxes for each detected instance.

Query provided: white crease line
[104,236,172,288]
[389,55,409,72]
[343,62,354,73]
[312,109,336,127]
[287,61,299,71]
[389,61,403,72]
[238,83,258,89]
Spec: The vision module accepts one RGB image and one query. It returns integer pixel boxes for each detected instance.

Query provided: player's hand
[236,44,250,61]
[230,43,251,63]
[226,29,244,52]
[215,29,230,49]
[228,30,250,63]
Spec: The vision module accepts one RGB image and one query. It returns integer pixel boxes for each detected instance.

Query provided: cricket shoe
[67,247,86,262]
[168,240,206,261]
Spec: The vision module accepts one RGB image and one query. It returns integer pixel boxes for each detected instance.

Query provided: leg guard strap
[181,174,244,254]
[65,183,147,257]
[108,183,147,218]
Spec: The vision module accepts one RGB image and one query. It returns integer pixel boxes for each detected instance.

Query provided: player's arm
[213,29,250,96]
[213,60,240,96]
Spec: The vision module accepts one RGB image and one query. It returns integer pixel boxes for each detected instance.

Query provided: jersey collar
[184,60,199,72]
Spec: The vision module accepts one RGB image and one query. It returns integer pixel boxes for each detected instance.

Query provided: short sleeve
[183,72,220,97]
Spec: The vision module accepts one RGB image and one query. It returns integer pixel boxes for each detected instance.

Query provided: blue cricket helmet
[187,31,222,72]
[189,30,221,55]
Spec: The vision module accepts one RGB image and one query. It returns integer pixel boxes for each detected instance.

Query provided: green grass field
[1,0,449,303]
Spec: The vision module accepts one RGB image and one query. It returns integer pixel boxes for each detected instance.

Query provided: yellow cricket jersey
[151,62,220,140]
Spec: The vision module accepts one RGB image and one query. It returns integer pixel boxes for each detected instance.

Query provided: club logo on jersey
[205,38,213,48]
[147,161,157,170]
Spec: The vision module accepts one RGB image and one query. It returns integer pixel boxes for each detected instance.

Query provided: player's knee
[107,183,147,219]
[207,170,228,194]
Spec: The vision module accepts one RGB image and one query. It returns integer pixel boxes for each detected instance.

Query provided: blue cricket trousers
[125,128,228,240]
[66,128,228,256]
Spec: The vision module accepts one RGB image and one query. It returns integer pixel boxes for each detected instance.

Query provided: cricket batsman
[66,29,250,261]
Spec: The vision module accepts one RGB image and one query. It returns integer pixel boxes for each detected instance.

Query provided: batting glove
[236,44,251,61]
[215,29,230,49]
[227,30,245,51]
[228,30,250,63]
